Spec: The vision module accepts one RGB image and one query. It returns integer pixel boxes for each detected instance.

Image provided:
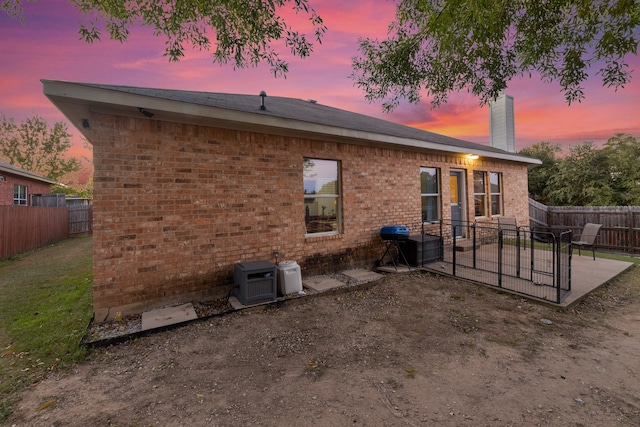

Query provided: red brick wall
[0,174,52,205]
[89,113,531,319]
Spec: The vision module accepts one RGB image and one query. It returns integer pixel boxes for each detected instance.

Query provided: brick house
[0,160,57,205]
[43,80,540,320]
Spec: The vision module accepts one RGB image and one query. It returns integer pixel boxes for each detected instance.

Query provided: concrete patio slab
[423,244,634,307]
[141,303,198,331]
[562,255,634,307]
[303,277,344,292]
[342,269,384,281]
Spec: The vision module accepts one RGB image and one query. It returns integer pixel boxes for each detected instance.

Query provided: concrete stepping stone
[303,277,345,292]
[141,303,197,331]
[341,269,384,281]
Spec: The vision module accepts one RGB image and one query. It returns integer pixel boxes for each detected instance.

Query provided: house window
[420,167,440,222]
[14,184,27,205]
[474,171,503,217]
[473,171,487,217]
[490,172,503,216]
[303,158,341,235]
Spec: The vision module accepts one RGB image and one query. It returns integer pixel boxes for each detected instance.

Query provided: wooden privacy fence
[69,205,93,236]
[529,198,640,254]
[0,206,69,261]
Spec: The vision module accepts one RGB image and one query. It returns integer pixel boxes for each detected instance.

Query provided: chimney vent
[489,93,516,153]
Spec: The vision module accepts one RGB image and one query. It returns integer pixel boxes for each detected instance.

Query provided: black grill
[379,225,409,241]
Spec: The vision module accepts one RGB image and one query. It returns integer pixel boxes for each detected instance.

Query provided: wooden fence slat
[68,205,93,236]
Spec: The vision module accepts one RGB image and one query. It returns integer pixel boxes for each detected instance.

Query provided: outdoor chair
[572,223,602,260]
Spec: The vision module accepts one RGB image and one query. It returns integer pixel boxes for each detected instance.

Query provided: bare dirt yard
[6,262,640,426]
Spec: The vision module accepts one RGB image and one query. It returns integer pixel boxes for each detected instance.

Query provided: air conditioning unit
[234,261,277,305]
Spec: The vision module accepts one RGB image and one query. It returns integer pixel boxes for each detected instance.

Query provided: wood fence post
[629,208,634,253]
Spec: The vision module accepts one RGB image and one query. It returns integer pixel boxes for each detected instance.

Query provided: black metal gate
[410,221,572,304]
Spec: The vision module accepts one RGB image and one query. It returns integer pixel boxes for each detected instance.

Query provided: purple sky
[1,0,639,162]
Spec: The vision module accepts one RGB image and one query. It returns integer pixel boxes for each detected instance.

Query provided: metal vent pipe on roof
[259,91,267,110]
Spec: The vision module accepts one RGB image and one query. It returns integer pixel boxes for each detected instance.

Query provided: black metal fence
[406,220,572,304]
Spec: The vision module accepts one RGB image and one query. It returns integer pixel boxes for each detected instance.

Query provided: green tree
[0,114,83,181]
[542,135,640,207]
[352,0,640,110]
[51,175,94,199]
[519,141,561,204]
[600,133,640,205]
[3,0,326,77]
[547,141,611,206]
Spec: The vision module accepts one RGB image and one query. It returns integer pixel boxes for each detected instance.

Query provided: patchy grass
[0,237,93,423]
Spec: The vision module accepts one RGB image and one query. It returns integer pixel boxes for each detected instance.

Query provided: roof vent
[259,91,267,110]
[308,99,317,104]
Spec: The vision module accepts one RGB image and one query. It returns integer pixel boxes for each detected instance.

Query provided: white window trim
[473,171,488,218]
[489,171,503,217]
[304,158,342,237]
[14,184,28,206]
[420,167,441,223]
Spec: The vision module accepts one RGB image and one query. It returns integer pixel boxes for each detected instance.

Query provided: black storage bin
[234,261,277,305]
[404,234,443,267]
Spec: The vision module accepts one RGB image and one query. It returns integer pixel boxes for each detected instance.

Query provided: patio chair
[572,223,602,260]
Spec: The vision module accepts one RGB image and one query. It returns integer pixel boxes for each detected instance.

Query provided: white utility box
[277,260,302,295]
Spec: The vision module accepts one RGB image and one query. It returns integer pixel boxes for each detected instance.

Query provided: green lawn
[0,237,93,422]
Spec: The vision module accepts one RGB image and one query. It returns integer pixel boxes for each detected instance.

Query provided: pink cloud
[1,0,638,162]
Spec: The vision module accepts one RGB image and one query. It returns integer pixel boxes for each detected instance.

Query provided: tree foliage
[522,134,640,206]
[2,0,326,77]
[352,0,640,111]
[518,141,561,205]
[51,175,94,199]
[0,114,83,182]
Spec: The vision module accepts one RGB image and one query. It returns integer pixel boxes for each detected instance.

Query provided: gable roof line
[0,160,58,185]
[41,80,541,165]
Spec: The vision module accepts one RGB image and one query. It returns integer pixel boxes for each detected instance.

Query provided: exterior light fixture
[81,119,90,129]
[138,107,154,118]
[467,154,479,160]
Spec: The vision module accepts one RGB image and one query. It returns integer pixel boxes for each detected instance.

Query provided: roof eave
[42,80,541,165]
[0,165,58,185]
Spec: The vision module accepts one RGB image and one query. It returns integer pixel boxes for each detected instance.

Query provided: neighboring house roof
[0,160,57,185]
[42,79,541,165]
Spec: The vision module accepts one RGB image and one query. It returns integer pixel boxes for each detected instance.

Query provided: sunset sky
[1,0,639,163]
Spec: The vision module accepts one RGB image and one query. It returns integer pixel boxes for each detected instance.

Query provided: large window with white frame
[14,184,27,205]
[489,172,503,216]
[474,171,503,217]
[303,158,341,235]
[420,167,441,222]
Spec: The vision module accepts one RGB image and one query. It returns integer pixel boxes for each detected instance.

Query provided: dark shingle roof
[76,83,509,155]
